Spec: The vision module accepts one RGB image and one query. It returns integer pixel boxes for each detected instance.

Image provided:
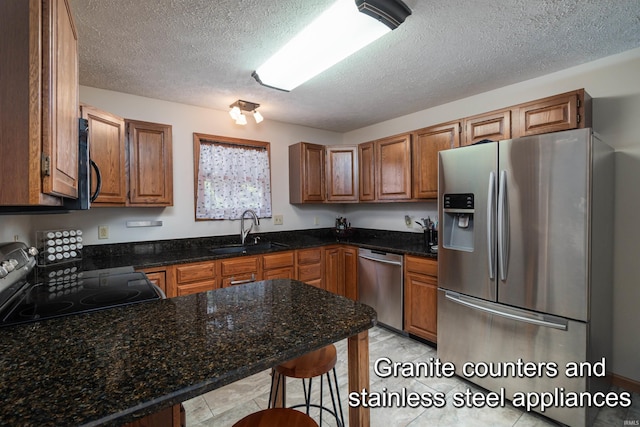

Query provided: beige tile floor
[184,326,639,427]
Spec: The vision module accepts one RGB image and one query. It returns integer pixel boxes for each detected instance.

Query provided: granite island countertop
[82,228,437,270]
[0,279,377,426]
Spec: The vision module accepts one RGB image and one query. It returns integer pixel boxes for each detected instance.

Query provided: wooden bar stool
[233,408,318,427]
[268,344,345,427]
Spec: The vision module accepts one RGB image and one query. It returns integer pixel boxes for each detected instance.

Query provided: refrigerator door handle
[487,172,496,280]
[497,170,509,281]
[444,291,568,330]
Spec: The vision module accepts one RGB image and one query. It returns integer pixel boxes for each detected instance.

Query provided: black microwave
[0,118,101,214]
[63,118,101,210]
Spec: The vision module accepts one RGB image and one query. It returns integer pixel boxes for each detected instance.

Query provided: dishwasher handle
[358,254,403,266]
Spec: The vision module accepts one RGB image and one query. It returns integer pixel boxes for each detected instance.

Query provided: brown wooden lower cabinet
[263,250,295,280]
[220,255,260,287]
[170,261,218,297]
[404,255,438,343]
[295,247,324,289]
[122,403,185,427]
[324,245,357,300]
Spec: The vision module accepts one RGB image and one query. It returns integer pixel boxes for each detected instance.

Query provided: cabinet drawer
[177,280,217,296]
[297,248,322,265]
[263,251,294,270]
[264,266,295,281]
[175,261,216,284]
[220,256,260,276]
[298,263,322,282]
[405,255,438,276]
[222,272,258,287]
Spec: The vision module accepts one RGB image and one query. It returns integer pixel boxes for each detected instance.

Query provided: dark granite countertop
[0,279,376,426]
[82,228,437,270]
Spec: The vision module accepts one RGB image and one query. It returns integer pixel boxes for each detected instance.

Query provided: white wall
[343,47,640,384]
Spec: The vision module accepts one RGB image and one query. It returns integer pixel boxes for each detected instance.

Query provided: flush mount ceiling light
[229,100,263,125]
[252,0,411,92]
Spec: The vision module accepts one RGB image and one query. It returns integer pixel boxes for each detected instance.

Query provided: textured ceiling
[69,0,640,132]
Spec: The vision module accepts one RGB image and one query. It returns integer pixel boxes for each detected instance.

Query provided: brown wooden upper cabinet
[462,109,511,146]
[325,146,358,202]
[81,105,127,205]
[514,89,591,137]
[289,142,325,203]
[375,133,412,201]
[0,0,79,206]
[412,122,460,199]
[127,120,173,206]
[358,135,412,202]
[81,108,173,207]
[358,142,375,201]
[289,142,358,203]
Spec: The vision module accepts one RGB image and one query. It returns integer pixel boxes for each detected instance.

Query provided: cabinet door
[404,272,438,343]
[289,142,325,203]
[324,246,342,295]
[127,120,173,206]
[404,255,438,342]
[343,246,358,301]
[462,110,510,146]
[81,105,127,205]
[412,122,460,199]
[376,134,412,200]
[358,142,375,201]
[326,146,358,202]
[41,0,79,199]
[515,90,584,137]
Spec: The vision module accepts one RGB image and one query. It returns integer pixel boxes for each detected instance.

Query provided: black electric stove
[0,242,164,327]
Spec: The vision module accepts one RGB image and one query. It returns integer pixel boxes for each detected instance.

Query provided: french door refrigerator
[437,128,614,427]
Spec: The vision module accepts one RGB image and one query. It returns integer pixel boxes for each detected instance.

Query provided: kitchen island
[0,279,376,426]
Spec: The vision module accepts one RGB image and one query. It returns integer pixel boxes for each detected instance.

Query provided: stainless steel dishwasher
[358,248,404,332]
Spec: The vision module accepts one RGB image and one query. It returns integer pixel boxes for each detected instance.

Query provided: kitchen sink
[209,241,288,255]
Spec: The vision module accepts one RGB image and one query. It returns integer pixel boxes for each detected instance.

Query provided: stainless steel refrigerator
[437,128,614,427]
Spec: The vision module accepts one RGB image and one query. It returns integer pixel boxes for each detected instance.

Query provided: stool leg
[303,377,313,415]
[332,367,345,427]
[319,374,324,427]
[268,370,285,409]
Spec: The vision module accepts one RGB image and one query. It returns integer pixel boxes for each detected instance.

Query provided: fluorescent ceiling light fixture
[229,100,263,125]
[252,0,411,92]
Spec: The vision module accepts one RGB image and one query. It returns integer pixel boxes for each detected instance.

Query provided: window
[193,133,272,220]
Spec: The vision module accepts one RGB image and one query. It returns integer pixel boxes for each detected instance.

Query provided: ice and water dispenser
[442,193,475,251]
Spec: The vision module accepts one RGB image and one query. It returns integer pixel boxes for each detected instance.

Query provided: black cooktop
[0,266,163,327]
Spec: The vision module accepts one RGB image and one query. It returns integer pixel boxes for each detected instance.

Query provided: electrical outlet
[98,225,109,239]
[13,235,19,242]
[314,216,319,226]
[273,215,284,225]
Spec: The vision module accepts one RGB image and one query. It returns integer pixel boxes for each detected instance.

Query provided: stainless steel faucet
[240,209,260,245]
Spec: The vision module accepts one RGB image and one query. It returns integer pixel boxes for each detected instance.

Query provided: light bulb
[253,110,264,123]
[229,106,241,120]
[235,113,247,125]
